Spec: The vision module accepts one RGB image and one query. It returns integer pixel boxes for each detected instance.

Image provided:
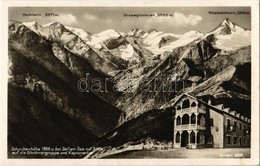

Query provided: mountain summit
[205,18,251,50]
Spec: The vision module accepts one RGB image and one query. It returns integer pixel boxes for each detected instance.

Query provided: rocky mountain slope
[8,18,251,157]
[8,21,122,157]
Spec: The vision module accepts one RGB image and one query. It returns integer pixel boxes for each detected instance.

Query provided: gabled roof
[169,93,250,124]
[171,93,198,106]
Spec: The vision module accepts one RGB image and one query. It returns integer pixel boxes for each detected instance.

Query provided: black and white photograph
[1,0,259,165]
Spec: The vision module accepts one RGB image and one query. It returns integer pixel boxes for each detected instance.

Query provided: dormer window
[191,101,196,107]
[182,99,190,109]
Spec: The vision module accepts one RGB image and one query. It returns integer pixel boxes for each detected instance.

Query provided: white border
[1,0,259,165]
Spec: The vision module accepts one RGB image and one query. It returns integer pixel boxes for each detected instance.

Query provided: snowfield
[214,25,251,50]
[206,19,251,50]
[119,44,134,60]
[144,30,202,55]
[22,19,251,61]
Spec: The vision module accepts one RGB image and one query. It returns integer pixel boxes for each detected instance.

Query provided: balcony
[176,107,206,115]
[175,124,206,131]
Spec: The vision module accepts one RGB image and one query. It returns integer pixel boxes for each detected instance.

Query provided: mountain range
[8,18,251,158]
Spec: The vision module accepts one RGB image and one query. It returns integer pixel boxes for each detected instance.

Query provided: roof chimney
[208,98,212,105]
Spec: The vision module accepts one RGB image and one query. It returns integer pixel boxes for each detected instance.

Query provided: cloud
[83,14,98,21]
[83,13,113,25]
[145,12,202,28]
[49,13,78,25]
[173,12,202,27]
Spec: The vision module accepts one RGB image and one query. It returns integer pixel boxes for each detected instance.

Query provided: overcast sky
[9,7,251,34]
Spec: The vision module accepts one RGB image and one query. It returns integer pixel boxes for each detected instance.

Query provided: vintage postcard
[0,0,259,165]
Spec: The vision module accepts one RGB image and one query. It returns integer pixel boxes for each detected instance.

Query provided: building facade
[172,93,250,149]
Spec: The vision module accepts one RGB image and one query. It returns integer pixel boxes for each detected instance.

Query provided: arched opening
[197,114,205,126]
[182,99,190,109]
[181,131,189,147]
[176,132,180,143]
[176,116,181,125]
[197,130,205,144]
[191,101,196,107]
[190,131,196,143]
[177,105,181,110]
[182,114,189,125]
[191,113,196,124]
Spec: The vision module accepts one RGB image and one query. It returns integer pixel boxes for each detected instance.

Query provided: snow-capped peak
[95,29,121,37]
[22,21,38,27]
[22,21,43,34]
[205,18,251,51]
[129,28,142,33]
[42,22,55,27]
[65,26,92,42]
[181,30,202,38]
[221,18,234,27]
[48,22,65,27]
[40,22,65,29]
[143,30,202,54]
[128,28,148,38]
[86,29,125,49]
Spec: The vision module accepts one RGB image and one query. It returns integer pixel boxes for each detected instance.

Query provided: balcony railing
[176,107,206,115]
[175,124,206,130]
[176,107,196,115]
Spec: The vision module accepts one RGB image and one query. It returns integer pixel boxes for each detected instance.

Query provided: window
[239,123,242,130]
[182,99,190,109]
[233,137,237,145]
[182,114,189,125]
[210,119,214,126]
[227,136,231,144]
[191,114,196,124]
[198,114,205,126]
[234,121,237,131]
[176,132,180,143]
[191,101,196,107]
[190,131,196,143]
[227,119,231,131]
[243,125,249,135]
[239,137,242,145]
